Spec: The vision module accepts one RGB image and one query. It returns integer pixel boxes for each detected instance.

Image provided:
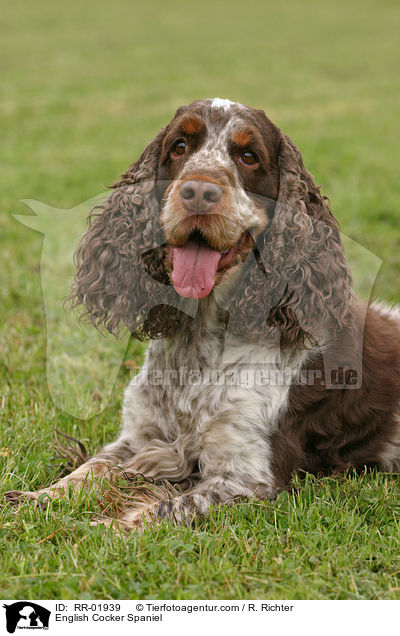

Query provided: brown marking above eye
[231,126,264,168]
[170,139,187,158]
[181,115,205,136]
[232,129,253,147]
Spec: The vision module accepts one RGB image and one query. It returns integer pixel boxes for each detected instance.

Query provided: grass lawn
[1,0,400,599]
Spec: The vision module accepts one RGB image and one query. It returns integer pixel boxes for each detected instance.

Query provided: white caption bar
[1,599,398,635]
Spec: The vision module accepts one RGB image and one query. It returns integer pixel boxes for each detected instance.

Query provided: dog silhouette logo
[15,193,381,416]
[3,602,50,633]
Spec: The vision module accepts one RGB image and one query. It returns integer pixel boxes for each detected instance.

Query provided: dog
[7,98,400,529]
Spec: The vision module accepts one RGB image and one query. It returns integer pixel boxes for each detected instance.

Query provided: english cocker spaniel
[7,98,400,529]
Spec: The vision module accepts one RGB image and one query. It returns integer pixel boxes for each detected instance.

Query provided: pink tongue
[172,240,222,299]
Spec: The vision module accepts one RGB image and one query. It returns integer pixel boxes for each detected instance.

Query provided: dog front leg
[121,416,276,527]
[5,436,136,503]
[156,475,266,523]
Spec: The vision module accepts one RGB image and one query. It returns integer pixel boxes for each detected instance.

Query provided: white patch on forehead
[210,98,236,111]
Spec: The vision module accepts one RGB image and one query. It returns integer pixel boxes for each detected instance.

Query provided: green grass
[1,473,399,599]
[1,0,400,600]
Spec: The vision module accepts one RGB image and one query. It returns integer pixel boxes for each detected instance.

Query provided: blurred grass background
[1,0,399,599]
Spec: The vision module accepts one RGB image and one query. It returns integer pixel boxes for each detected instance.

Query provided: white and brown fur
[7,98,400,529]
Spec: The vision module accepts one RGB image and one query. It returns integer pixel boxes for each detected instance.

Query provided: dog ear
[225,133,353,347]
[69,128,185,338]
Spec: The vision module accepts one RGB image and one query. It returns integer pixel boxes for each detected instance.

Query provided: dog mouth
[170,230,249,299]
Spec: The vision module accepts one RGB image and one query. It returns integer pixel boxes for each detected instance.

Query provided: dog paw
[4,489,52,506]
[157,495,195,524]
[5,489,40,503]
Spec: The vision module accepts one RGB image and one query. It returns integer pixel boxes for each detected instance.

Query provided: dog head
[70,98,352,345]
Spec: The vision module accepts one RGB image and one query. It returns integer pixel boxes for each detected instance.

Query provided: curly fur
[70,117,353,348]
[223,134,354,346]
[69,127,187,339]
[9,98,400,531]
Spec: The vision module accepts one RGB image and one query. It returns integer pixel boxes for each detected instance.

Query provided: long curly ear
[69,128,185,338]
[225,133,354,347]
[272,134,354,340]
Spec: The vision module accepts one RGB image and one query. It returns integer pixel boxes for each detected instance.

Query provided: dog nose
[179,180,222,213]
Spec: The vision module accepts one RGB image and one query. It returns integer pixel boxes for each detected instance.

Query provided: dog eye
[239,151,258,166]
[171,140,187,158]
